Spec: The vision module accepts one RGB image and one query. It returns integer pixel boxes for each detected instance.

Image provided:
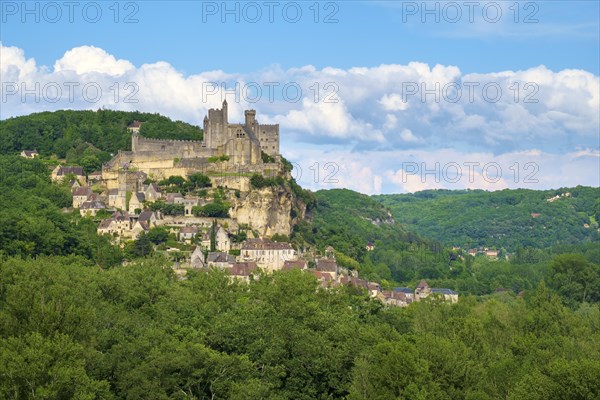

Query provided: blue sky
[1,1,599,193]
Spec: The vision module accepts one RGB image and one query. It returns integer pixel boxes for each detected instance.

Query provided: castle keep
[102,102,282,189]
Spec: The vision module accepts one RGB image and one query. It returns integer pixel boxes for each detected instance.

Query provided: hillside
[374,187,600,251]
[0,109,203,172]
[292,189,449,283]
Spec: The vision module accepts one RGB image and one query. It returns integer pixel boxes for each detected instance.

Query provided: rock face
[230,186,305,237]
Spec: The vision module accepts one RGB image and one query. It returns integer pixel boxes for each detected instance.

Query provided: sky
[1,0,599,194]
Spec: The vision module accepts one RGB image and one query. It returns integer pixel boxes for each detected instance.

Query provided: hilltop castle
[129,101,279,165]
[102,102,282,191]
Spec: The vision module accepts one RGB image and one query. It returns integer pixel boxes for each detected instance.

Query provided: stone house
[72,187,93,208]
[20,150,39,158]
[207,252,236,269]
[128,192,146,214]
[283,260,307,270]
[143,183,162,202]
[52,165,86,184]
[79,200,106,217]
[316,258,339,280]
[190,246,206,268]
[229,262,258,283]
[240,238,296,272]
[179,226,199,242]
[415,280,432,300]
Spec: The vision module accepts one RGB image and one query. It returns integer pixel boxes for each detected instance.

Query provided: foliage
[249,173,285,189]
[149,201,185,216]
[0,109,203,160]
[375,187,600,251]
[0,155,122,267]
[192,203,230,218]
[0,258,599,399]
[207,155,230,163]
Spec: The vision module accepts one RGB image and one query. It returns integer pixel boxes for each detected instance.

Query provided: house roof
[416,280,429,289]
[394,287,413,294]
[230,262,257,276]
[134,192,146,202]
[283,260,307,270]
[22,150,38,156]
[128,120,142,128]
[431,288,458,295]
[56,166,84,176]
[241,238,293,251]
[207,252,235,263]
[180,226,198,234]
[98,219,115,229]
[316,259,338,272]
[138,210,155,222]
[81,200,106,209]
[72,187,93,196]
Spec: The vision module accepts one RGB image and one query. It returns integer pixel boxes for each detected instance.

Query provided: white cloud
[54,46,135,76]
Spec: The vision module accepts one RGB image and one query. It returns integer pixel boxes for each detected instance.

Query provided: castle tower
[245,110,256,132]
[222,100,228,124]
[115,170,129,211]
[131,131,139,152]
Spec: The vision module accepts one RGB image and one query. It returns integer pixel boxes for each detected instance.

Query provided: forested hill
[374,187,600,251]
[293,189,450,283]
[0,109,203,170]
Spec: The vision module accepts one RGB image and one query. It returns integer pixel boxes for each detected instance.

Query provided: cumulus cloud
[0,44,598,193]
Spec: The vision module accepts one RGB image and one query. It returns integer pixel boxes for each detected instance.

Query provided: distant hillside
[374,187,600,251]
[293,189,449,283]
[0,109,203,172]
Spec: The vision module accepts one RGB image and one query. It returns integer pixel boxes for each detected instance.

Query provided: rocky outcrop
[229,185,308,237]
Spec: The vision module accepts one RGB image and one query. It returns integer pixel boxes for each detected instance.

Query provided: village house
[127,120,142,133]
[207,252,236,269]
[366,242,375,251]
[190,246,206,268]
[79,200,107,217]
[128,192,146,214]
[316,258,339,280]
[138,210,162,227]
[215,225,231,252]
[88,171,103,182]
[142,183,162,202]
[130,220,150,239]
[20,150,39,158]
[51,165,86,185]
[283,260,307,270]
[228,262,258,283]
[431,288,459,303]
[415,280,432,300]
[179,226,199,242]
[72,187,94,208]
[240,238,296,272]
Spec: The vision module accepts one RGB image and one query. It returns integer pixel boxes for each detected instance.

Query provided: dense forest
[1,257,598,399]
[374,188,600,250]
[0,110,203,173]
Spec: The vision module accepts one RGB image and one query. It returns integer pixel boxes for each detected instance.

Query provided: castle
[129,100,279,164]
[102,102,282,191]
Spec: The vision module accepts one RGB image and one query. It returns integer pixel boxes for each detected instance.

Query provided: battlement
[136,136,204,145]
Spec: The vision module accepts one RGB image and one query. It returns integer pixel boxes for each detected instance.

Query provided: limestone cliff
[229,185,311,237]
